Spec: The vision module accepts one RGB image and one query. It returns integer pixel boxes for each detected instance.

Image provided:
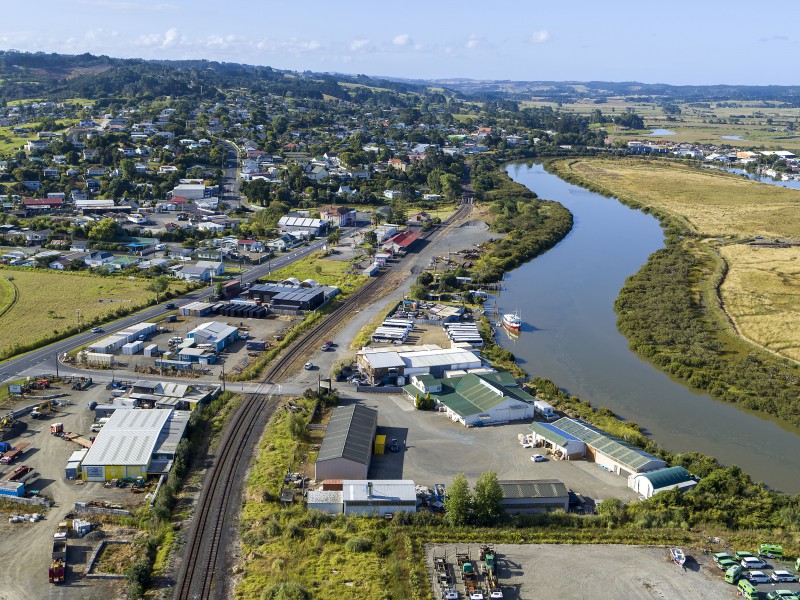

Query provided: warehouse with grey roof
[80,409,188,482]
[315,404,378,481]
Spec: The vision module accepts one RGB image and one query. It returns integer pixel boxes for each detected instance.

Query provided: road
[0,229,363,384]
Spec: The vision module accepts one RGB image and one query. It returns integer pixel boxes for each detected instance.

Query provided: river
[497,162,800,493]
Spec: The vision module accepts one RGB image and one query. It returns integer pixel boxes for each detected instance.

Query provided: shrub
[345,536,372,553]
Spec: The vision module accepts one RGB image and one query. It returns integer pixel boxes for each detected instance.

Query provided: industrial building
[186,321,238,351]
[357,345,484,385]
[248,283,330,312]
[530,417,667,477]
[628,466,697,499]
[86,322,157,354]
[528,421,586,460]
[405,372,535,427]
[314,405,378,481]
[307,480,417,517]
[498,479,570,514]
[80,409,188,481]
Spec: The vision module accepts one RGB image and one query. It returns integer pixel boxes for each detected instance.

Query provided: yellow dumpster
[374,434,386,455]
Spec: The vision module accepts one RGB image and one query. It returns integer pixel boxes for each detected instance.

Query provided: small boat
[502,311,521,333]
[670,548,686,566]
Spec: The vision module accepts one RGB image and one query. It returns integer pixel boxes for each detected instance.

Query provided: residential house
[320,205,357,227]
[195,261,225,277]
[84,251,115,267]
[175,265,212,282]
[307,165,329,181]
[237,239,265,253]
[388,158,407,172]
[23,229,52,246]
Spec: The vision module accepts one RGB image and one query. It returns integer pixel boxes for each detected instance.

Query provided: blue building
[186,321,239,351]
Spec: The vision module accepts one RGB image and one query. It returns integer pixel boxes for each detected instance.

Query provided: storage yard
[426,544,735,600]
[0,381,157,599]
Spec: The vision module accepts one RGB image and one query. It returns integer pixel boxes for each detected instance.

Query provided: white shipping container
[121,341,144,355]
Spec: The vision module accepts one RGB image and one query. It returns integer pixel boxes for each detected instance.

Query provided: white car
[741,556,767,570]
[772,570,798,583]
[442,589,458,600]
[304,362,313,370]
[531,454,546,462]
[745,570,770,584]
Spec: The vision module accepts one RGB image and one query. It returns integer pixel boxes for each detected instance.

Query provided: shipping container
[0,481,24,497]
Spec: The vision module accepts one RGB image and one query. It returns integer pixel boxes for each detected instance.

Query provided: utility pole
[76,309,82,333]
[221,360,226,392]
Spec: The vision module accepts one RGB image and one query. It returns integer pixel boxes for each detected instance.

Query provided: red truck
[49,539,66,584]
[0,442,30,465]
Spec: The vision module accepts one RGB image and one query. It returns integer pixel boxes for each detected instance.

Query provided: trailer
[5,465,35,484]
[49,539,66,584]
[0,442,30,464]
[457,551,478,595]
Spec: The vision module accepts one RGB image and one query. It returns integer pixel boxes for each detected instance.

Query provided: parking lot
[351,393,640,503]
[0,383,148,599]
[426,544,737,600]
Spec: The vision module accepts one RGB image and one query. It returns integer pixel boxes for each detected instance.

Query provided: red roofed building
[382,230,420,254]
[23,197,64,211]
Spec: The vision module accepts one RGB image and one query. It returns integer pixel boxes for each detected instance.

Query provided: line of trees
[444,472,504,527]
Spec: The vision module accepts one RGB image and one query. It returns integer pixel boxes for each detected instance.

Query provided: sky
[3,1,798,86]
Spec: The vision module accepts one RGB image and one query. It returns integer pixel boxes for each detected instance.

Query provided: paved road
[0,227,364,384]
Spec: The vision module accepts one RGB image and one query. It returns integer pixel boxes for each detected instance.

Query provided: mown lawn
[263,251,366,296]
[0,269,190,359]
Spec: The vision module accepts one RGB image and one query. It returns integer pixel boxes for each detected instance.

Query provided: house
[195,261,225,277]
[197,222,225,233]
[43,167,60,179]
[23,197,63,212]
[307,165,329,181]
[320,205,357,227]
[237,239,265,253]
[176,265,212,282]
[86,166,106,177]
[267,234,296,252]
[23,229,52,246]
[84,251,115,267]
[383,189,402,200]
[388,158,407,172]
[172,183,207,199]
[382,230,420,254]
[408,211,432,225]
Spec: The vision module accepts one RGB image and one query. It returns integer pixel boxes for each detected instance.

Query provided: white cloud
[392,34,412,47]
[465,34,484,49]
[162,27,180,48]
[530,30,551,44]
[350,38,370,52]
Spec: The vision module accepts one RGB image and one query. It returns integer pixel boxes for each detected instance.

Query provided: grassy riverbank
[547,157,800,427]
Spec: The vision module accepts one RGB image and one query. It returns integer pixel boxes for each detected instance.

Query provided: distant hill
[0,50,425,103]
[2,50,799,105]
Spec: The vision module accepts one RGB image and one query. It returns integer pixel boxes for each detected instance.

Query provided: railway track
[174,392,280,600]
[173,203,471,598]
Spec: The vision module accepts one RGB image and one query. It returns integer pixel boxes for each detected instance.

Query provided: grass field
[720,245,800,362]
[554,158,800,363]
[0,275,14,317]
[561,159,800,238]
[262,251,366,296]
[0,269,188,359]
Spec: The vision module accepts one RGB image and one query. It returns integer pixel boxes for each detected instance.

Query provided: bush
[345,536,372,553]
[261,581,311,600]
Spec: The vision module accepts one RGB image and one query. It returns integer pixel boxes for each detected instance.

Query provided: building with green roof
[403,372,535,427]
[543,417,666,476]
[628,466,697,498]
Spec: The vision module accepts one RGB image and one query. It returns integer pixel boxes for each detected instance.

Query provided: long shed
[314,405,378,481]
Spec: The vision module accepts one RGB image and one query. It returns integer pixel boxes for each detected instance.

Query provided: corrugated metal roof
[316,405,377,465]
[342,480,416,502]
[153,412,189,456]
[401,348,481,369]
[83,409,172,467]
[307,490,343,504]
[498,479,568,499]
[636,466,692,488]
[363,352,406,369]
[552,417,662,471]
[529,421,581,446]
[427,374,535,418]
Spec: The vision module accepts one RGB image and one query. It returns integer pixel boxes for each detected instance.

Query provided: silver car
[745,571,770,584]
[771,570,798,583]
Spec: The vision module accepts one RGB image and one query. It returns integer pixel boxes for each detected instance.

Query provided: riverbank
[546,157,800,429]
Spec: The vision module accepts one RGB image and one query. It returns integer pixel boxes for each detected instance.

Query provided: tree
[444,472,472,526]
[408,283,428,301]
[87,218,118,242]
[363,230,377,246]
[473,471,504,525]
[147,275,170,302]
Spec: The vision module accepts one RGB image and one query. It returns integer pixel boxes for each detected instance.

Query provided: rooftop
[82,409,172,467]
[317,405,378,466]
[498,479,569,499]
[342,479,416,503]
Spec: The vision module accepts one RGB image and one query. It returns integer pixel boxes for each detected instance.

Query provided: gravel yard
[427,544,734,600]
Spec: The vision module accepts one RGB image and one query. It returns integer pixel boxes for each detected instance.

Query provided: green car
[713,552,733,564]
[766,591,798,600]
[735,550,755,560]
[717,558,738,570]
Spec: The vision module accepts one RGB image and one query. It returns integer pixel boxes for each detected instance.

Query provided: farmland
[551,157,800,365]
[719,244,800,362]
[0,269,189,359]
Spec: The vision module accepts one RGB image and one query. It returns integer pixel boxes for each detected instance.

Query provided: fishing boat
[501,311,521,333]
[670,548,686,567]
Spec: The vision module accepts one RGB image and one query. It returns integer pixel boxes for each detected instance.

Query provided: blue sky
[3,1,797,85]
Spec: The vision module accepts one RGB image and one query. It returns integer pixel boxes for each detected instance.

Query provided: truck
[480,546,498,590]
[5,465,34,484]
[0,442,29,464]
[49,539,66,584]
[457,552,477,594]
